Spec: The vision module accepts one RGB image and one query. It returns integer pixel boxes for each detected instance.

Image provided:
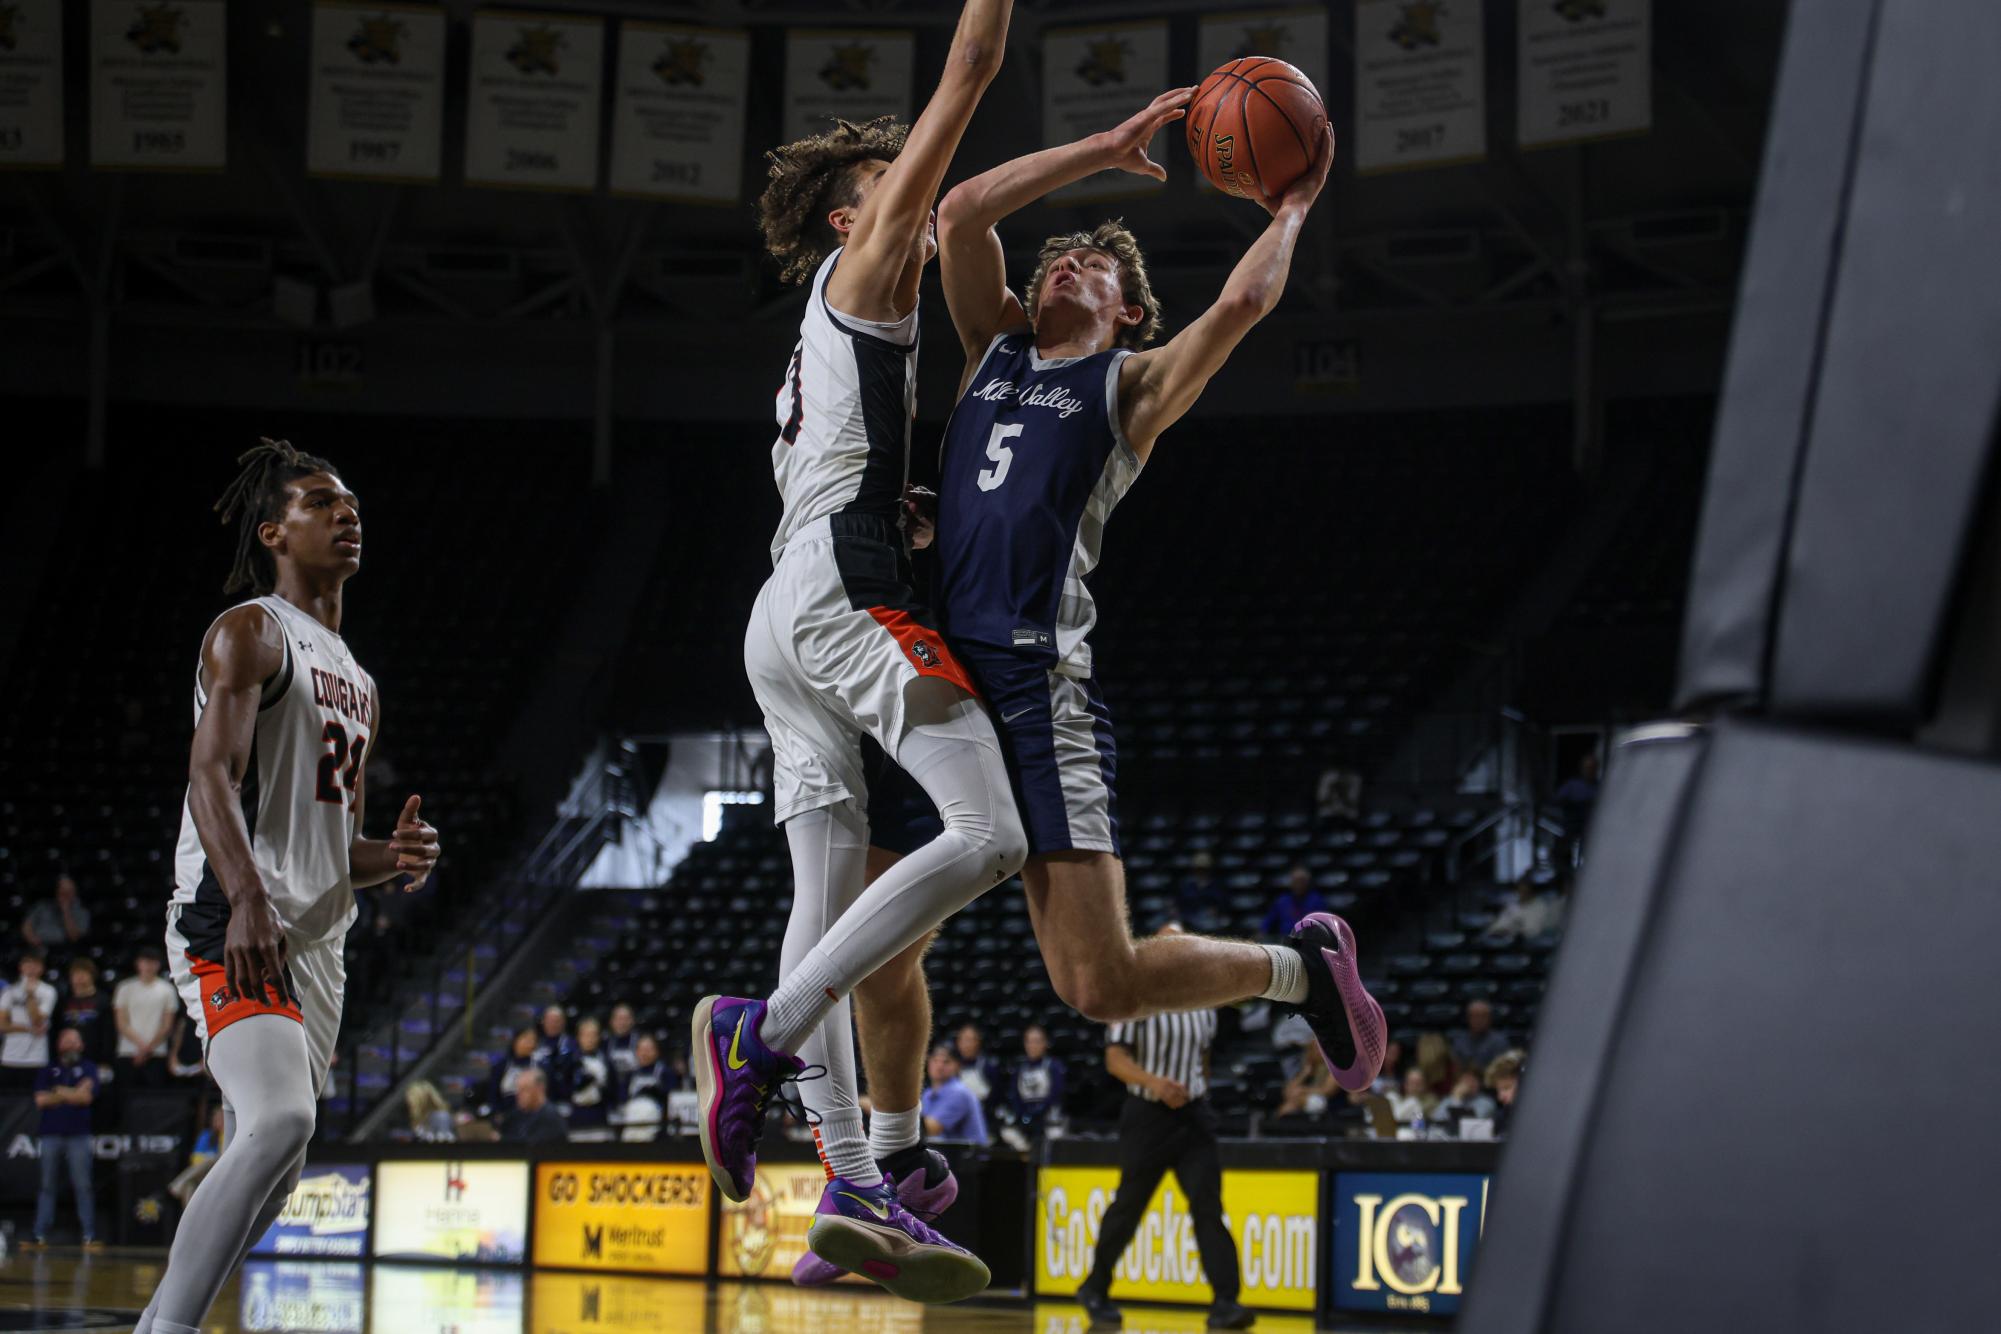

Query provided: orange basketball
[1186,57,1329,202]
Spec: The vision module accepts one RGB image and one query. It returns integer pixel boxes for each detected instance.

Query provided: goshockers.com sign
[532,1163,710,1275]
[1037,1167,1319,1311]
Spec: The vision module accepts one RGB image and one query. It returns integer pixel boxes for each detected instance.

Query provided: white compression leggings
[136,1013,318,1334]
[763,679,1027,1062]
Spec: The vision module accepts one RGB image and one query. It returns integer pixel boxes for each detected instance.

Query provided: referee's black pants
[1083,1095,1240,1303]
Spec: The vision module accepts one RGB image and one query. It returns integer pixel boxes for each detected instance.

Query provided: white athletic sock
[815,1107,881,1186]
[869,1105,922,1162]
[1260,943,1310,1005]
[763,687,1025,1053]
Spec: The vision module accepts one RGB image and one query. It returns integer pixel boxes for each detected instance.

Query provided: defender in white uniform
[139,442,439,1334]
[692,1,1026,1306]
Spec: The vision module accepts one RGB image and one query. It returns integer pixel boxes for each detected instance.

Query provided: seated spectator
[921,1043,990,1145]
[171,1105,227,1205]
[1006,1025,1067,1139]
[478,1027,540,1118]
[59,959,115,1072]
[1486,1051,1524,1135]
[1388,1067,1439,1125]
[1370,1038,1407,1098]
[1175,852,1225,931]
[1433,1070,1498,1129]
[615,1034,673,1137]
[22,875,91,957]
[534,1005,578,1104]
[1317,767,1362,823]
[28,1028,99,1249]
[951,1023,1004,1112]
[1483,876,1565,942]
[604,1003,640,1075]
[501,1068,568,1145]
[1415,1031,1456,1095]
[567,1017,613,1140]
[1261,866,1329,938]
[1450,1001,1511,1077]
[1275,1039,1338,1120]
[1,948,57,1092]
[114,947,178,1091]
[406,1080,455,1143]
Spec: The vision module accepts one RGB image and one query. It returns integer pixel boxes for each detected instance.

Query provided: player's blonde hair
[1022,221,1163,350]
[756,116,910,286]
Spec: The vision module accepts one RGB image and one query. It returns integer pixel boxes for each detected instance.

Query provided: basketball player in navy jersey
[890,92,1384,1091]
[137,441,440,1334]
[691,0,1024,1304]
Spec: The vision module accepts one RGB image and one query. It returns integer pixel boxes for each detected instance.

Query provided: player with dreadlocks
[690,0,1021,1305]
[135,440,440,1334]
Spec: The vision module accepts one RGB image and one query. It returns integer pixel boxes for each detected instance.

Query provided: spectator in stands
[1370,1037,1407,1098]
[1175,851,1225,931]
[1451,1000,1511,1077]
[1006,1024,1067,1140]
[22,875,91,956]
[1275,1039,1338,1121]
[1317,767,1362,824]
[406,1080,455,1143]
[1483,875,1565,942]
[1433,1070,1498,1129]
[1389,1067,1439,1126]
[604,1003,640,1075]
[113,946,177,1092]
[501,1067,568,1145]
[1486,1051,1524,1135]
[616,1034,673,1137]
[952,1023,1004,1112]
[1554,752,1601,867]
[0,949,57,1091]
[921,1043,990,1145]
[568,1017,613,1140]
[1261,865,1328,938]
[534,1005,578,1103]
[59,959,114,1074]
[479,1027,540,1118]
[28,1028,99,1249]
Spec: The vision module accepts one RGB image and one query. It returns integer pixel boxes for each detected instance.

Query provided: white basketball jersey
[172,596,371,945]
[769,246,920,563]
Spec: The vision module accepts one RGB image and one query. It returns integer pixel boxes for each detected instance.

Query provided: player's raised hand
[224,889,294,1009]
[391,794,441,891]
[1102,87,1196,181]
[1260,122,1335,218]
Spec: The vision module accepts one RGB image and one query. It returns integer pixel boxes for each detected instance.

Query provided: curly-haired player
[690,1,1023,1306]
[136,441,439,1334]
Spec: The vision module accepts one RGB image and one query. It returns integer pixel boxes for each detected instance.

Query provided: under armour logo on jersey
[297,639,313,655]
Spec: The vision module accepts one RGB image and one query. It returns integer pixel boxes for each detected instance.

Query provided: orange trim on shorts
[866,608,979,698]
[185,950,303,1038]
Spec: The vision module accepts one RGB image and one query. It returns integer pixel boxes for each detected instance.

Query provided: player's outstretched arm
[189,605,295,1005]
[827,0,1013,318]
[938,87,1192,376]
[1118,123,1334,460]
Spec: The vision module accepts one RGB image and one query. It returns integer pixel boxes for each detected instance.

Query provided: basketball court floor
[0,1248,1423,1333]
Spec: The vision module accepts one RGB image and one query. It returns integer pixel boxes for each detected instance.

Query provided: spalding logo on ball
[1186,57,1330,201]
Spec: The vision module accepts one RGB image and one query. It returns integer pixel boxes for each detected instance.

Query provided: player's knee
[1053,968,1139,1024]
[253,1101,317,1160]
[987,804,1028,882]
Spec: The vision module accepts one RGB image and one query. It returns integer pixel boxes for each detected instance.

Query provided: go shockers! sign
[532,1163,711,1275]
[1036,1167,1320,1311]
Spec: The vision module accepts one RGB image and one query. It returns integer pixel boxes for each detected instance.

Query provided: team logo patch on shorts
[912,639,941,668]
[187,951,303,1036]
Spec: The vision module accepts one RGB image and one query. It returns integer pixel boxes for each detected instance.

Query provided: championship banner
[1332,1171,1490,1316]
[716,1163,870,1287]
[532,1162,710,1275]
[237,1260,366,1334]
[249,1163,373,1258]
[608,21,748,204]
[1352,0,1487,174]
[90,0,228,170]
[307,2,446,181]
[528,1271,710,1334]
[463,9,603,192]
[0,0,64,167]
[1517,0,1650,148]
[1036,1166,1320,1312]
[782,29,913,146]
[1041,21,1170,203]
[374,1159,530,1264]
[1194,8,1330,194]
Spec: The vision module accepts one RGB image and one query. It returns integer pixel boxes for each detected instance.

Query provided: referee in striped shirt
[1077,925,1253,1331]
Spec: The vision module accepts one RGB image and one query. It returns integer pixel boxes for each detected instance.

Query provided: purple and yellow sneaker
[1288,912,1388,1093]
[805,1174,990,1304]
[792,1148,960,1286]
[692,995,806,1203]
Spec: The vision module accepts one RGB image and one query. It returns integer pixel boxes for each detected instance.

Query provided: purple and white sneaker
[691,995,806,1203]
[792,1148,959,1286]
[1287,912,1388,1093]
[804,1174,990,1304]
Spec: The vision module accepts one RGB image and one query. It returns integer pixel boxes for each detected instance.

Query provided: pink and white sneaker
[1288,912,1388,1092]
